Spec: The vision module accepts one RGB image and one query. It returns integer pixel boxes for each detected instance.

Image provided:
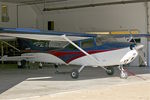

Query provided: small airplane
[0,27,148,79]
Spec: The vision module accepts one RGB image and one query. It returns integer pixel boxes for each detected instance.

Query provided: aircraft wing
[0,28,96,41]
[106,34,150,38]
[1,28,150,42]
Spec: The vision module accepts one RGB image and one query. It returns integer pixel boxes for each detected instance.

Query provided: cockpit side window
[96,38,102,46]
[81,39,94,48]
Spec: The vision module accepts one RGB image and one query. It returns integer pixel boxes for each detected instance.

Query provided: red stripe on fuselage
[49,49,118,63]
[22,49,119,63]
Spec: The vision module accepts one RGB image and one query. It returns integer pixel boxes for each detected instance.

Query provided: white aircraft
[0,28,147,79]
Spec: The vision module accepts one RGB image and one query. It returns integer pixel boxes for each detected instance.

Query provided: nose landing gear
[118,65,128,79]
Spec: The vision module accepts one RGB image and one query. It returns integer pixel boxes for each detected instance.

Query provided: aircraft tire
[71,69,79,79]
[120,70,128,79]
[106,67,114,75]
[39,63,43,69]
[18,60,26,69]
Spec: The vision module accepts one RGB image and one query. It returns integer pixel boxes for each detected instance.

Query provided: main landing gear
[39,63,43,69]
[54,64,59,73]
[18,60,27,69]
[106,67,114,75]
[71,65,85,79]
[70,65,128,79]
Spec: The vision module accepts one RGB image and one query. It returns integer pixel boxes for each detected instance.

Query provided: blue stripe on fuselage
[62,42,132,52]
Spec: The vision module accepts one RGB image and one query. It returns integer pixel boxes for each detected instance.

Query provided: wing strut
[0,40,20,52]
[62,35,107,70]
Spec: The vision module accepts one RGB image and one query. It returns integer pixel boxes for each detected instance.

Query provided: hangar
[0,0,150,100]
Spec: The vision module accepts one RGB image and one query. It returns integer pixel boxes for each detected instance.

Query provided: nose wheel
[120,70,128,79]
[118,65,128,79]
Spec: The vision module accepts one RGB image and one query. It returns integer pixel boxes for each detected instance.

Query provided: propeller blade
[133,44,147,66]
[134,44,144,50]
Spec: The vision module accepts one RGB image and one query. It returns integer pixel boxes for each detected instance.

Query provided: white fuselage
[22,47,138,67]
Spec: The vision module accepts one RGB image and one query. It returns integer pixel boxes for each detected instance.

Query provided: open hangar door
[0,0,150,67]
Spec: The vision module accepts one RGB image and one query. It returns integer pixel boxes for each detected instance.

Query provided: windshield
[81,39,94,48]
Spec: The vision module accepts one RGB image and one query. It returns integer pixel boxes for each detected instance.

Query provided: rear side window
[81,39,94,48]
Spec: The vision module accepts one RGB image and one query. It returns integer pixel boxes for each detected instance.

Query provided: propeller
[128,30,147,66]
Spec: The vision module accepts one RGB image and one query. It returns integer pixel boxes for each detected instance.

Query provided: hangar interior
[0,0,150,67]
[0,1,150,100]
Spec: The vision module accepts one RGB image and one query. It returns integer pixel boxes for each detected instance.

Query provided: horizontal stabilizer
[0,55,35,62]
